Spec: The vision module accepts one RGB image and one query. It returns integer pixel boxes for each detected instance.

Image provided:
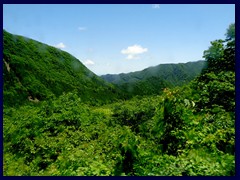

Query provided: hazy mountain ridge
[101,60,207,96]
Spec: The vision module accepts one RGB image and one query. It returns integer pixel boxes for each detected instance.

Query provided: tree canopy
[3,23,235,176]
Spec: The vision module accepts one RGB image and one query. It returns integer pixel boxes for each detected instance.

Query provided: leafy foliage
[3,23,235,176]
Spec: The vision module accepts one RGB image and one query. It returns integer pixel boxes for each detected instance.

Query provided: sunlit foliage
[3,24,235,176]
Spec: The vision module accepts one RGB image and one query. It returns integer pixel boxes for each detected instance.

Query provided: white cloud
[152,4,160,9]
[121,44,148,60]
[84,59,95,66]
[78,27,87,31]
[55,42,66,49]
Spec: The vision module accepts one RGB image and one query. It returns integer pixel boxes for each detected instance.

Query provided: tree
[194,23,235,112]
[224,23,235,71]
[225,23,235,41]
[203,23,235,73]
[203,39,225,72]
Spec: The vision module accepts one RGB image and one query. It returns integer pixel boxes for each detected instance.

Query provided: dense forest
[101,60,207,96]
[3,29,125,107]
[3,23,235,176]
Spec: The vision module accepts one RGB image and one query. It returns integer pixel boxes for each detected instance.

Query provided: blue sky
[3,4,235,75]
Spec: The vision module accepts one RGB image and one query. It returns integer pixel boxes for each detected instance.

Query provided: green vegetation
[101,60,207,96]
[3,23,235,176]
[3,30,125,107]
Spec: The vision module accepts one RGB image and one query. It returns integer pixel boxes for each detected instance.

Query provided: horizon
[3,4,235,75]
[3,28,206,76]
[101,59,206,76]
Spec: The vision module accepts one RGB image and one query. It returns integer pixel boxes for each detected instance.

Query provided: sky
[3,4,235,75]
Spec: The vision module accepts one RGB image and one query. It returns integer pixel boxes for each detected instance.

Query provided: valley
[3,23,235,176]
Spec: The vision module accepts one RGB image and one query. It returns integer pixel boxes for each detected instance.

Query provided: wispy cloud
[78,27,87,31]
[84,59,95,66]
[55,42,66,49]
[126,54,140,60]
[152,4,160,9]
[121,44,148,60]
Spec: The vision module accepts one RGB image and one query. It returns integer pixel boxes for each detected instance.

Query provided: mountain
[3,30,207,107]
[3,30,124,106]
[101,61,207,96]
[3,24,235,176]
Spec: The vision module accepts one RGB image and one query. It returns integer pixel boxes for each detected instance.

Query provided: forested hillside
[3,30,124,107]
[101,60,207,96]
[3,23,235,176]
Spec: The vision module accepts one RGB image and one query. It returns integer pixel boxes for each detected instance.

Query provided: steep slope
[3,23,235,176]
[101,61,207,96]
[3,30,123,106]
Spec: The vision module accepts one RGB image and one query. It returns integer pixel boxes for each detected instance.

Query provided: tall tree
[194,23,235,112]
[203,23,235,73]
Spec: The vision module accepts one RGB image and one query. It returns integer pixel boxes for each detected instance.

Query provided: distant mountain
[101,61,207,96]
[3,30,123,106]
